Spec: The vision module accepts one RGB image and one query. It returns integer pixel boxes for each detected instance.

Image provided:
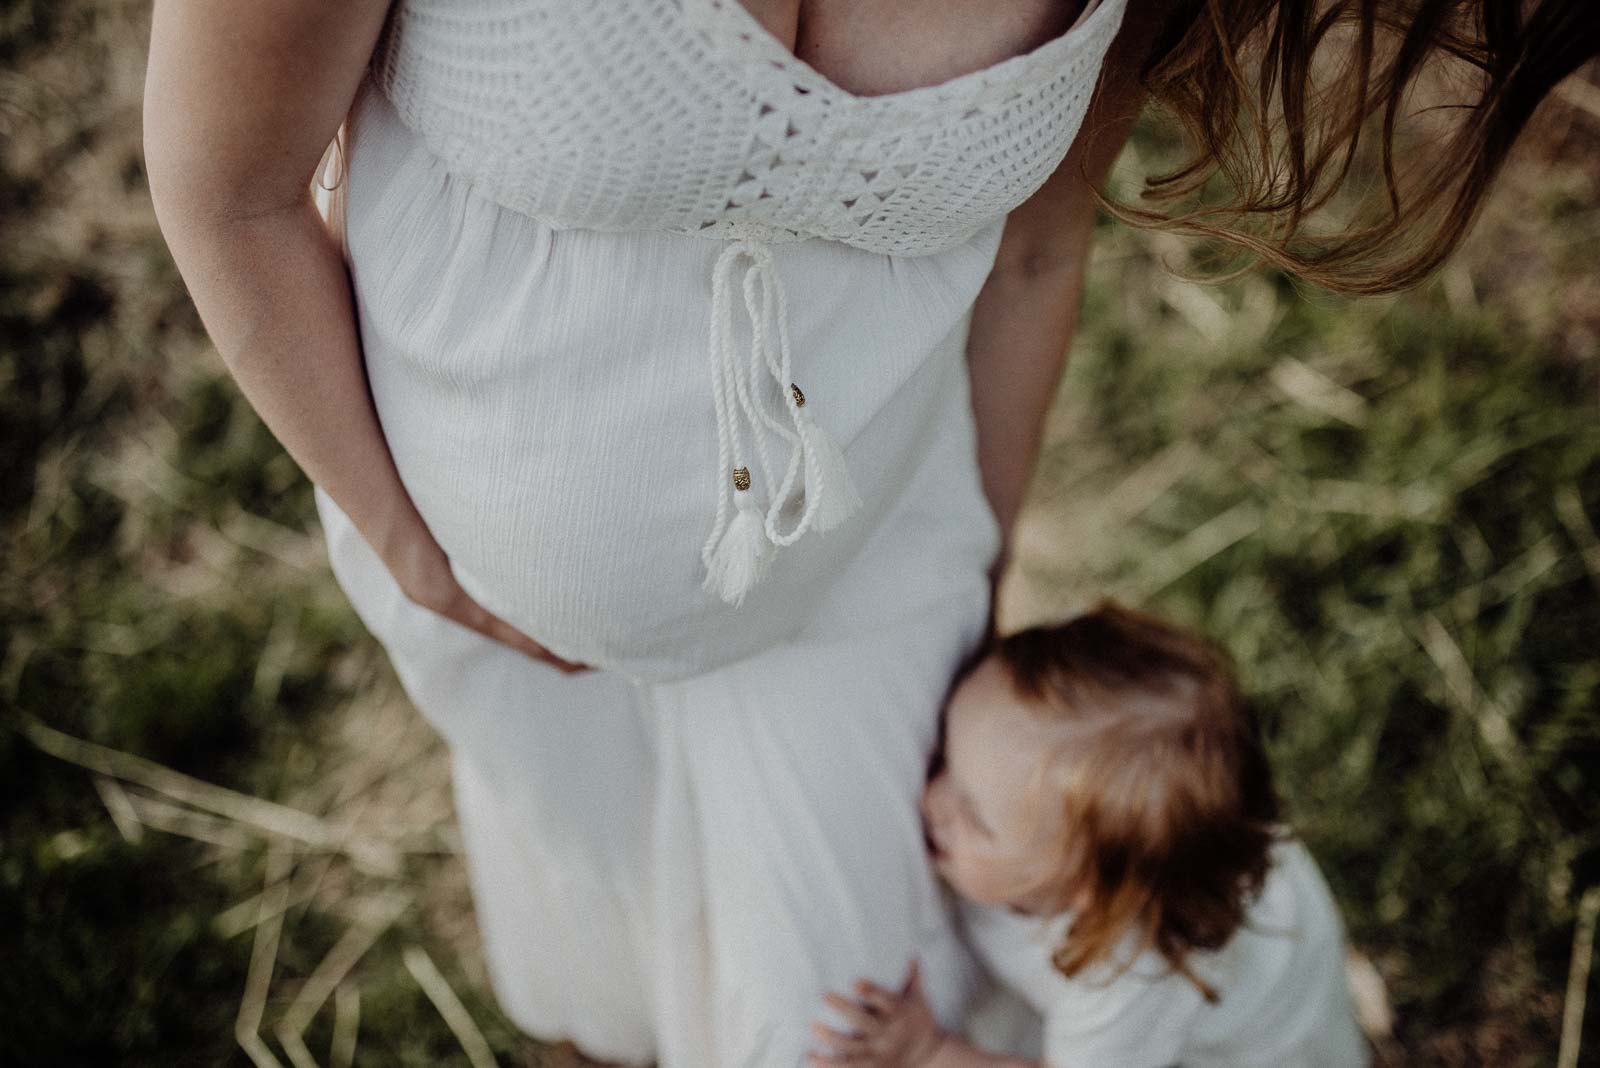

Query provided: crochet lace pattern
[365,0,1130,604]
[370,0,1130,257]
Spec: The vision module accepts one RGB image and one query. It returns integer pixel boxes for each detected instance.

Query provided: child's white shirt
[959,838,1370,1068]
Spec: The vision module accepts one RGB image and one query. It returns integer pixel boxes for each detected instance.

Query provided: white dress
[311,1,1130,1064]
[961,839,1371,1068]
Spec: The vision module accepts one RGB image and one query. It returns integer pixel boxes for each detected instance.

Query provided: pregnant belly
[361,308,982,682]
[340,137,1005,678]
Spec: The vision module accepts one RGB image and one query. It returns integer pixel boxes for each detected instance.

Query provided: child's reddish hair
[992,600,1281,1000]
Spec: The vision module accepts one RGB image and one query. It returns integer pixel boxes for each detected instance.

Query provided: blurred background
[1,1,1596,1065]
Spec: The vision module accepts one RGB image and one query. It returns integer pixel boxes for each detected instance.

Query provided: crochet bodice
[369,0,1130,256]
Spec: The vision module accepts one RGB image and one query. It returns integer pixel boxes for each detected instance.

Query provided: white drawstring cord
[701,238,772,605]
[746,244,863,540]
[700,233,862,605]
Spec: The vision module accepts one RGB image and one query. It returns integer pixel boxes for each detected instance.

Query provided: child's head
[921,600,1280,987]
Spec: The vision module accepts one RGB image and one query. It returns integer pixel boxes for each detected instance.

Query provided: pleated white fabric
[309,2,1129,1062]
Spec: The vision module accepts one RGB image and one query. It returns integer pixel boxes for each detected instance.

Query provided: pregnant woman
[142,0,1592,1065]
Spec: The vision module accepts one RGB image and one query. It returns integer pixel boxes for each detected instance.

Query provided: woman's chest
[736,0,1089,97]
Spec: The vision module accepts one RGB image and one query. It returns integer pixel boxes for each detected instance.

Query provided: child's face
[920,656,1070,914]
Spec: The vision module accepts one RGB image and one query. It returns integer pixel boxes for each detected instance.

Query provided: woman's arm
[965,0,1161,565]
[143,0,582,669]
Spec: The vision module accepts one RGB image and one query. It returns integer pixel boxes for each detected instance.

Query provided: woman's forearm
[153,195,428,567]
[964,254,1089,553]
[963,0,1155,563]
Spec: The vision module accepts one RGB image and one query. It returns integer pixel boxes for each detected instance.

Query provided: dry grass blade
[237,846,294,1068]
[0,630,35,702]
[1295,479,1440,520]
[1160,275,1231,340]
[20,716,401,874]
[1139,501,1263,594]
[1415,615,1525,778]
[1557,886,1600,1068]
[1449,532,1574,618]
[1090,443,1198,529]
[220,501,325,572]
[1555,487,1600,597]
[23,716,330,839]
[275,890,412,1067]
[92,773,143,844]
[252,601,302,710]
[1269,357,1369,427]
[125,788,259,851]
[403,945,499,1068]
[330,982,361,1068]
[215,864,325,941]
[280,1027,320,1068]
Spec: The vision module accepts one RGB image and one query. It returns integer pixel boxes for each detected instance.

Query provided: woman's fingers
[443,583,591,672]
[382,521,589,670]
[480,611,590,672]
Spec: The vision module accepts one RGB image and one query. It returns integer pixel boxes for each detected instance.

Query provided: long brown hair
[993,601,1281,1000]
[1112,0,1599,293]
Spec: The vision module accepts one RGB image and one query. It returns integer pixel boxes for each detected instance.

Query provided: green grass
[3,1,1598,1065]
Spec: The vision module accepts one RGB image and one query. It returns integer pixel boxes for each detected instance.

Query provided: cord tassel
[800,413,861,533]
[701,228,865,601]
[702,474,771,606]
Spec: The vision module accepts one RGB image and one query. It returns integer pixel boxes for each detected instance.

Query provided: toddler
[810,601,1369,1068]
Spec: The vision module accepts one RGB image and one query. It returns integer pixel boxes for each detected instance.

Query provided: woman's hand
[145,1,585,677]
[810,961,949,1068]
[380,517,589,673]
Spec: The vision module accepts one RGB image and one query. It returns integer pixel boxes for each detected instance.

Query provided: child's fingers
[902,952,928,997]
[822,991,879,1032]
[853,980,897,1016]
[807,1052,866,1067]
[810,1020,868,1056]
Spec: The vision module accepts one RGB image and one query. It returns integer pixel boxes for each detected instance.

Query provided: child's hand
[809,960,948,1068]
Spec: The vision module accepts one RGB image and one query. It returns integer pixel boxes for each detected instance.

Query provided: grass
[2,0,1597,1065]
